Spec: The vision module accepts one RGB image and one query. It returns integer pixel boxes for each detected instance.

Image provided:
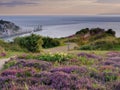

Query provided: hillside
[0,28,120,90]
[63,28,120,50]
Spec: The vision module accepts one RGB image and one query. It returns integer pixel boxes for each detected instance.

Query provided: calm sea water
[0,15,120,39]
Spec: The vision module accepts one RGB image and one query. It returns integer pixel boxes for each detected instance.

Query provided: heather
[0,52,120,90]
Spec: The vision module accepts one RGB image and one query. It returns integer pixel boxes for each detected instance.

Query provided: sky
[0,0,120,15]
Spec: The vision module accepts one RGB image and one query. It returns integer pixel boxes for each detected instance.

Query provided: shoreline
[1,23,120,42]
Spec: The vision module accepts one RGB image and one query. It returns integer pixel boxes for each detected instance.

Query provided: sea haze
[0,15,120,38]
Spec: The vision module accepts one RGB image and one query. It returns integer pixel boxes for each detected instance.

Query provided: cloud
[0,0,120,15]
[96,0,120,3]
[0,0,37,7]
[0,0,94,7]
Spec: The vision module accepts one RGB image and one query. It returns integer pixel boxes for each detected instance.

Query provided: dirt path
[44,43,78,53]
[0,58,10,70]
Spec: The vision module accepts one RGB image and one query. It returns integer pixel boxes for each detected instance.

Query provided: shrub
[105,29,116,36]
[14,34,43,52]
[14,34,61,52]
[76,28,89,35]
[34,53,73,62]
[18,53,73,63]
[80,45,92,50]
[42,37,61,48]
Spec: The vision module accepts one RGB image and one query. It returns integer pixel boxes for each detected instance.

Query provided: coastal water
[0,15,120,40]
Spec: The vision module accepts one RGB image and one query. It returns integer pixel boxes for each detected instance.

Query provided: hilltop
[63,28,120,50]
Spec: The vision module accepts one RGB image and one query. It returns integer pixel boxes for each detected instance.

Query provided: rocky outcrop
[0,20,20,35]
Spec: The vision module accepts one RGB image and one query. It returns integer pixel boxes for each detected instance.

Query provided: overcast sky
[0,0,120,15]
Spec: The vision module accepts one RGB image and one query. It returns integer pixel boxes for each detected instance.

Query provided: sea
[0,15,120,41]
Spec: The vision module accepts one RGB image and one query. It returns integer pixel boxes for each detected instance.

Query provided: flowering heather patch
[5,59,52,71]
[103,57,120,68]
[18,59,52,70]
[1,69,19,76]
[98,65,118,72]
[50,66,88,74]
[107,52,120,57]
[107,57,120,63]
[0,76,16,89]
[77,52,102,60]
[0,52,120,90]
[90,71,118,83]
[103,60,120,68]
[35,71,95,90]
[112,81,120,90]
[29,85,54,90]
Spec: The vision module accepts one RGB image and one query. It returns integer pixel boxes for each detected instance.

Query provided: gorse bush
[35,53,72,62]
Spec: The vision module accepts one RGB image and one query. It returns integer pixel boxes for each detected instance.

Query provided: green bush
[42,37,61,48]
[80,45,92,50]
[105,29,116,36]
[14,34,43,52]
[14,34,61,52]
[76,28,89,35]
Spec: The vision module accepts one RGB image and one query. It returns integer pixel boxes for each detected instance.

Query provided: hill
[63,28,120,50]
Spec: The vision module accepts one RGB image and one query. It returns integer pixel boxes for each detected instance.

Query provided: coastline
[1,22,120,42]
